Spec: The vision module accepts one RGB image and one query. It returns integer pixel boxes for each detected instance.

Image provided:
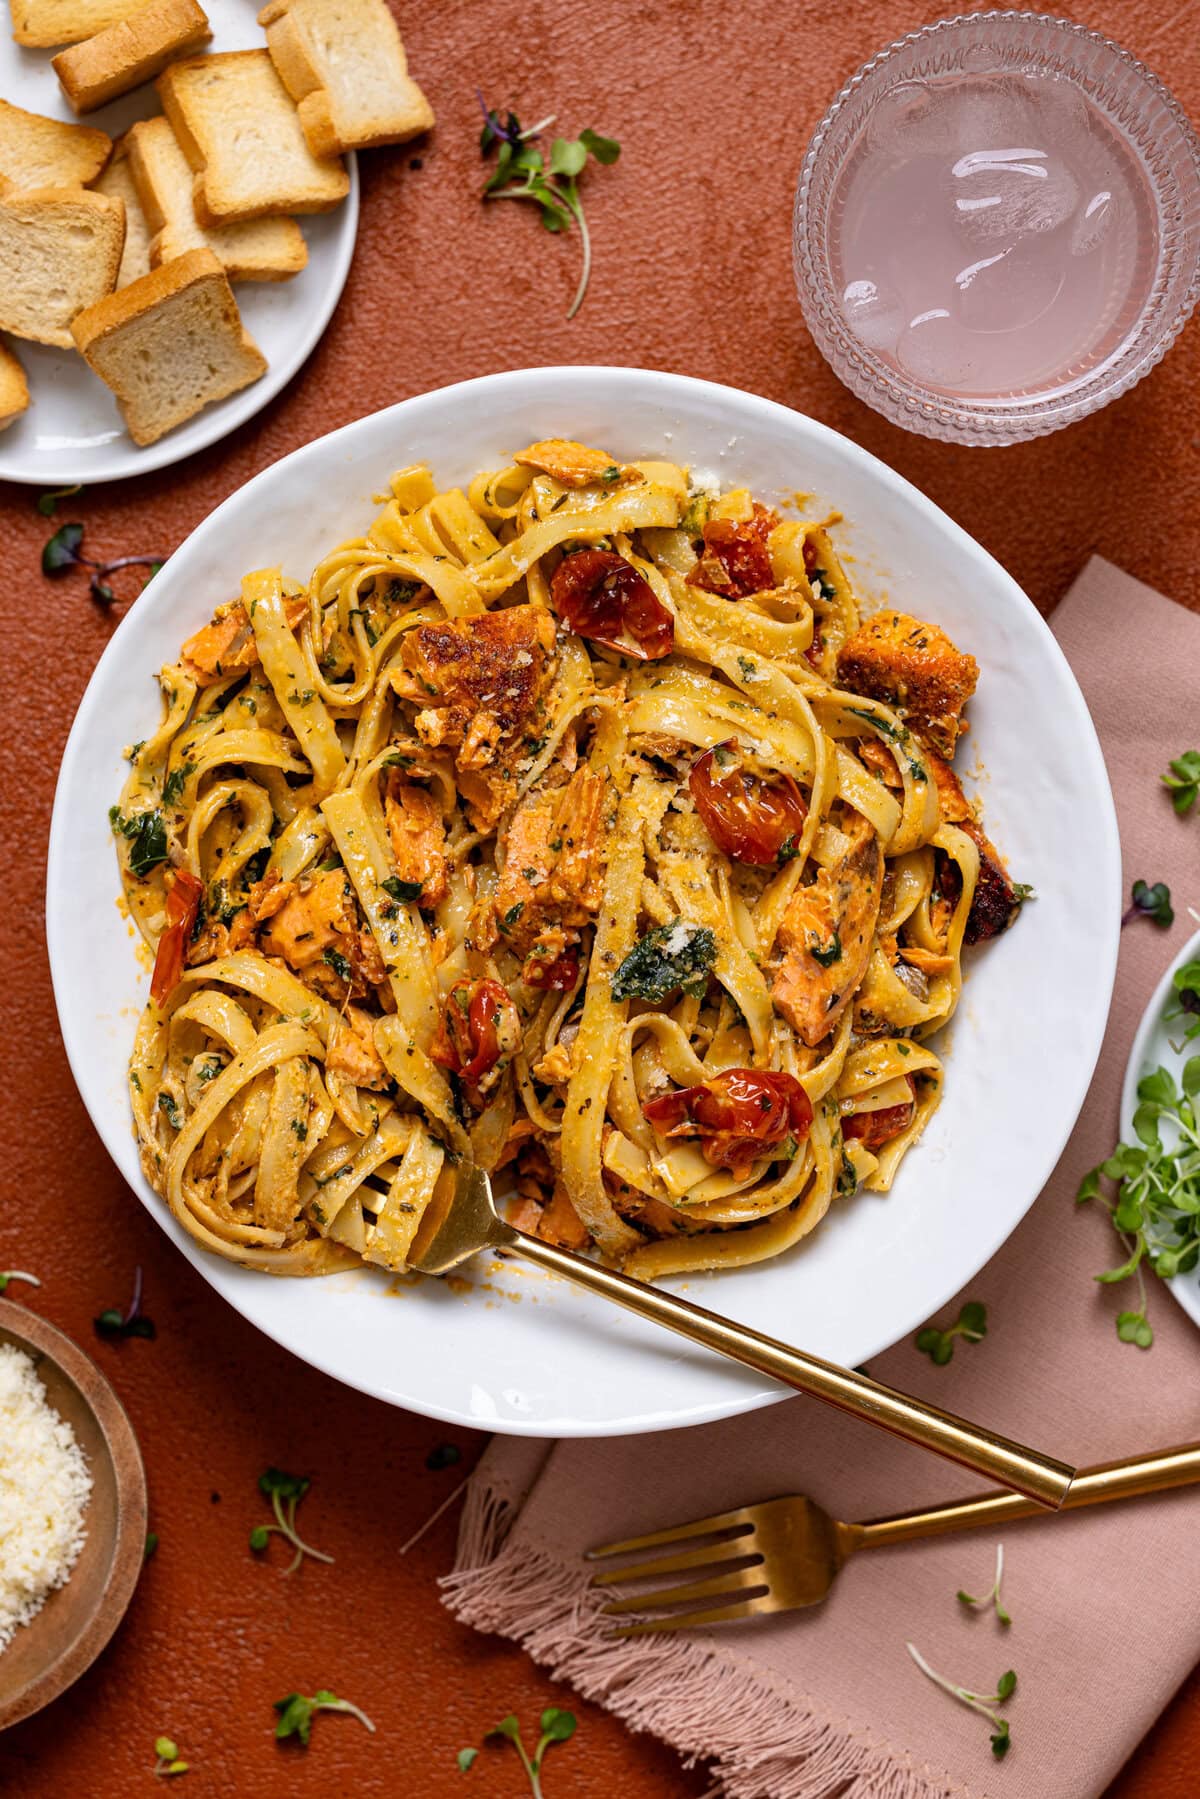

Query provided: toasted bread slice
[258,0,433,157]
[126,115,306,281]
[0,336,29,429]
[158,50,348,225]
[92,133,151,287]
[71,246,266,445]
[0,184,124,347]
[9,0,148,48]
[52,0,211,115]
[0,97,112,187]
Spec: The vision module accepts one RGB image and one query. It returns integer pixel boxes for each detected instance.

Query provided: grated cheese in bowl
[0,1342,92,1652]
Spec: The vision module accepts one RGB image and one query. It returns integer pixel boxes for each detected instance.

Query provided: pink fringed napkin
[443,559,1200,1799]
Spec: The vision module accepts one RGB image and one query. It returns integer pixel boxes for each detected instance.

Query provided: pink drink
[829,72,1159,400]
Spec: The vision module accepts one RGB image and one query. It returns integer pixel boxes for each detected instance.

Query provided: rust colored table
[3,2,1199,1793]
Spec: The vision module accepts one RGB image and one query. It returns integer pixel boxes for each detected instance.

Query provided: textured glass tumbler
[793,11,1200,445]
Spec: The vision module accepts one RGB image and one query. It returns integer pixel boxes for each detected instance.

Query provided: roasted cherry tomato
[550,549,674,660]
[688,504,778,596]
[643,1067,813,1177]
[150,869,204,1007]
[688,740,808,867]
[842,1085,916,1154]
[523,945,580,991]
[432,977,521,1091]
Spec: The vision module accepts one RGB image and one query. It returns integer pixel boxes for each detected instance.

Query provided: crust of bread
[126,115,306,281]
[0,96,112,187]
[157,49,348,224]
[52,0,212,115]
[9,0,149,49]
[0,183,125,347]
[0,337,30,429]
[92,131,153,286]
[71,247,267,445]
[258,0,433,158]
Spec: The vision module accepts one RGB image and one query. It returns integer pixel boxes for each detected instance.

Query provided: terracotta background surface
[2,1,1199,1793]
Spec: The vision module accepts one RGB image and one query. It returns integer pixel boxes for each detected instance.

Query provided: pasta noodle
[113,437,1025,1282]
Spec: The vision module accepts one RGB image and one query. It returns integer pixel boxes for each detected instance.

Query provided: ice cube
[947,146,1080,245]
[840,278,904,353]
[894,311,978,388]
[865,80,957,159]
[954,238,1065,332]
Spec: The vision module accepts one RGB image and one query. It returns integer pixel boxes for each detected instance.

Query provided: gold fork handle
[508,1232,1074,1508]
[849,1441,1200,1549]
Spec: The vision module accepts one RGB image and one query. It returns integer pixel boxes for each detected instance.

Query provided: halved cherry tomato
[688,740,808,867]
[843,1085,916,1153]
[550,549,674,660]
[432,977,521,1091]
[150,869,204,1007]
[524,946,580,991]
[643,1068,813,1178]
[688,504,778,596]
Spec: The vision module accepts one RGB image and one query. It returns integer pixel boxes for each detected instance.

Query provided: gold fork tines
[586,1441,1200,1637]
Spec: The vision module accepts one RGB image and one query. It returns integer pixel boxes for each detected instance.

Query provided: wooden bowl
[0,1299,146,1730]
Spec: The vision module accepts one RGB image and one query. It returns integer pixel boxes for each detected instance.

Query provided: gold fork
[409,1158,1073,1504]
[587,1440,1200,1636]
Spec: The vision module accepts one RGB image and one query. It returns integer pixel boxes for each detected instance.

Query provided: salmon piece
[513,438,621,487]
[858,735,902,787]
[493,768,608,952]
[927,754,1022,944]
[837,611,979,759]
[259,869,358,971]
[180,594,308,685]
[537,1181,591,1249]
[391,606,557,827]
[246,868,296,924]
[383,775,447,907]
[327,1006,389,1089]
[772,813,884,1047]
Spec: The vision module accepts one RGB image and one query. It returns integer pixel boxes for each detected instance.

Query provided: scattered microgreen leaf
[1122,880,1173,929]
[41,519,165,605]
[908,1644,1016,1760]
[381,875,423,903]
[957,1542,1012,1626]
[0,1269,40,1294]
[1167,960,1200,1045]
[1077,1058,1200,1347]
[251,1467,334,1574]
[144,1531,159,1559]
[153,1735,189,1777]
[94,1265,155,1342]
[273,1689,374,1748]
[914,1299,986,1366]
[36,483,81,517]
[1163,750,1200,816]
[478,94,620,318]
[466,1708,577,1794]
[109,804,169,878]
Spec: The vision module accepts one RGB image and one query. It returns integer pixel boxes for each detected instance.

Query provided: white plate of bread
[0,0,434,481]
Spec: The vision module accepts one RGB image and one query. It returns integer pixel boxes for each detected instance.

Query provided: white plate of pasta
[47,368,1120,1435]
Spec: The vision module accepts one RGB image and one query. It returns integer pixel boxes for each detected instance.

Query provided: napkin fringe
[442,1487,963,1799]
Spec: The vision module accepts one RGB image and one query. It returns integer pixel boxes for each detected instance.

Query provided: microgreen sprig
[1163,750,1200,816]
[42,519,163,605]
[273,1689,374,1747]
[250,1468,334,1573]
[152,1736,189,1777]
[1078,1058,1200,1348]
[94,1265,156,1341]
[478,96,620,319]
[461,1709,576,1796]
[36,483,81,518]
[957,1543,1012,1627]
[0,1269,40,1294]
[914,1300,987,1366]
[1167,960,1200,1046]
[907,1644,1016,1759]
[1122,880,1173,929]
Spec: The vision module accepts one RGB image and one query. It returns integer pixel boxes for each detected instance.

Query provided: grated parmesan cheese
[0,1343,92,1653]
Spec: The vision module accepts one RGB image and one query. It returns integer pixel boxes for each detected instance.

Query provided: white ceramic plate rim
[47,368,1121,1434]
[1121,926,1200,1331]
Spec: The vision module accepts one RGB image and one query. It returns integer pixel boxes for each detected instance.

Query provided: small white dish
[0,0,358,486]
[47,367,1121,1436]
[1121,927,1200,1332]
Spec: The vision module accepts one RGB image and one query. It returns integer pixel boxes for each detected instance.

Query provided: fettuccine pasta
[113,437,1025,1282]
